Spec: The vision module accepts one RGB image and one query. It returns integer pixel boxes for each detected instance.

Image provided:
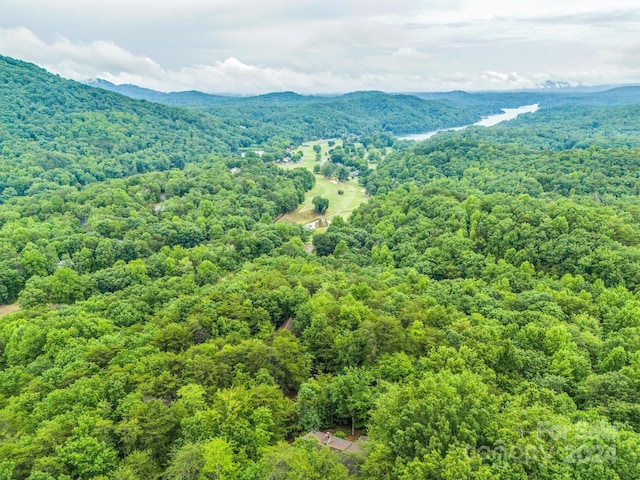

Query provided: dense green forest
[456,104,640,150]
[1,54,640,479]
[90,79,498,140]
[93,78,640,142]
[0,55,267,203]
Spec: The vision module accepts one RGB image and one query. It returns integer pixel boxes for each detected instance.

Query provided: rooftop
[303,431,364,454]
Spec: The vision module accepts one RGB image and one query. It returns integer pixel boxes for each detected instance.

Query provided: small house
[302,431,364,454]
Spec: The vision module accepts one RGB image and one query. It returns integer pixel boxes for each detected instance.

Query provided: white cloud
[0,27,164,79]
[1,0,640,94]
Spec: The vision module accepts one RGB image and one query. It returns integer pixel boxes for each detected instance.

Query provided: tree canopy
[1,53,640,479]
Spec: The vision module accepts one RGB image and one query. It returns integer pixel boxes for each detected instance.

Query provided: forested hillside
[91,80,495,139]
[0,55,262,204]
[458,104,640,150]
[1,54,640,479]
[93,78,640,147]
[416,86,640,109]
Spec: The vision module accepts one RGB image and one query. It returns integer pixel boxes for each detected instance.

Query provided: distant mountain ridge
[85,79,235,106]
[88,78,640,116]
[84,79,498,138]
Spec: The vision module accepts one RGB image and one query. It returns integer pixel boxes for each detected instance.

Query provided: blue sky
[1,0,639,94]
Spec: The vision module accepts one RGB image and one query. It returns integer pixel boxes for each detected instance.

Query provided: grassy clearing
[278,139,333,172]
[0,304,20,318]
[278,140,367,226]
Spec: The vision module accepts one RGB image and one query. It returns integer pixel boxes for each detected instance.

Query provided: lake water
[398,104,539,141]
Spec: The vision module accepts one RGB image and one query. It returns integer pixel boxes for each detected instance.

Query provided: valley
[277,140,368,230]
[1,53,640,479]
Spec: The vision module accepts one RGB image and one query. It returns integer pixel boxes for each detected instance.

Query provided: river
[398,104,539,141]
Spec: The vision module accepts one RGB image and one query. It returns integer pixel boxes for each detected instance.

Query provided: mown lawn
[277,140,367,226]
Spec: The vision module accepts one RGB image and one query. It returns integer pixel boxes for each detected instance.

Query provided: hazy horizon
[2,1,639,95]
[87,76,636,97]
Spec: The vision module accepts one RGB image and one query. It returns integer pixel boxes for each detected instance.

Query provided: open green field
[277,139,332,172]
[278,140,368,227]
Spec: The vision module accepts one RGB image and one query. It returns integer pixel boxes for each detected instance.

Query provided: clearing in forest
[0,304,20,318]
[278,140,368,229]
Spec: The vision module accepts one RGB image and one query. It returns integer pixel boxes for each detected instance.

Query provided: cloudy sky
[1,0,639,94]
